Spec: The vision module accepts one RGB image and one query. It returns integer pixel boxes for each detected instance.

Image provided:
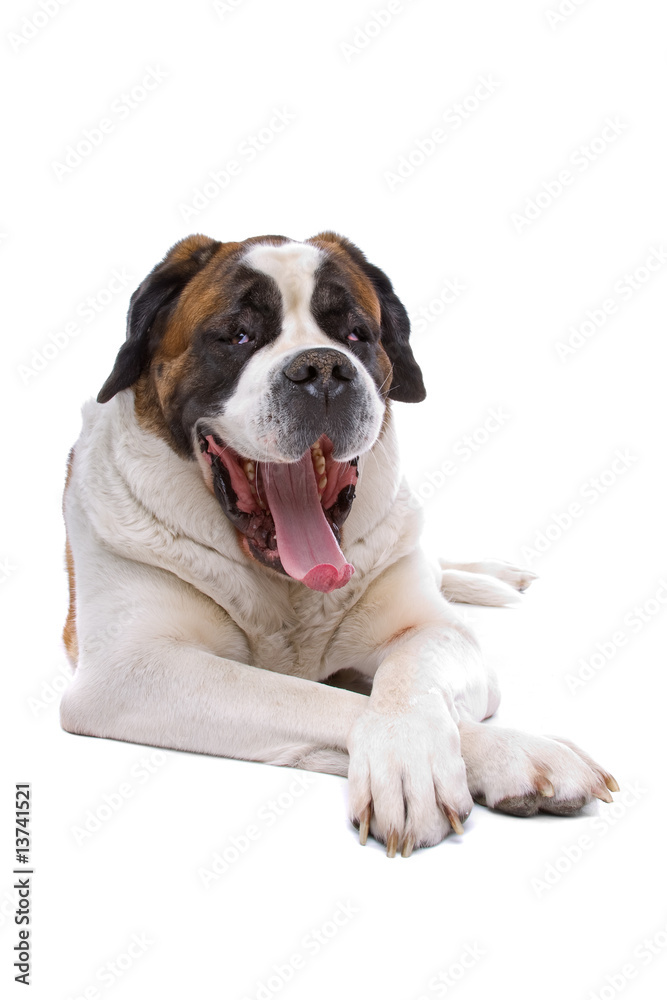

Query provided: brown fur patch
[133,370,175,447]
[308,232,382,325]
[166,233,217,265]
[62,447,78,666]
[133,240,242,444]
[157,241,243,359]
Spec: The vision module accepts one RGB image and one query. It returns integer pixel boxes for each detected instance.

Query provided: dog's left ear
[312,232,426,403]
[97,234,221,403]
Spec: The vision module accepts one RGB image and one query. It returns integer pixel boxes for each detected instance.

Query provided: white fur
[244,242,324,350]
[61,258,614,853]
[440,569,522,607]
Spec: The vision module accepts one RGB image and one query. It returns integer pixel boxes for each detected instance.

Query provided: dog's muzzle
[272,348,370,461]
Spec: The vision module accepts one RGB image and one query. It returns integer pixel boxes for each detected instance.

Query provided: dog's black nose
[283,349,356,396]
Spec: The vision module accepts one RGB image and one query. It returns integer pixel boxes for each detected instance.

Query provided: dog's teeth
[244,461,255,482]
[318,475,327,493]
[314,456,326,476]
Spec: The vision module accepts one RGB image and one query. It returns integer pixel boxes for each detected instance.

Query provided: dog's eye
[230,329,250,345]
[347,328,364,342]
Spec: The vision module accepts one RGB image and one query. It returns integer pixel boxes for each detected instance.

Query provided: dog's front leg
[347,620,487,857]
[458,722,618,816]
[61,642,368,776]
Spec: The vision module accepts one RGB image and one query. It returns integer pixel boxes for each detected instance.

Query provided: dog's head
[98,232,425,592]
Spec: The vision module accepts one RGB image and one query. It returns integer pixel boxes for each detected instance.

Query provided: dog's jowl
[60,232,617,857]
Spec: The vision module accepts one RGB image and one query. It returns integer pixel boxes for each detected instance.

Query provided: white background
[2,1,666,998]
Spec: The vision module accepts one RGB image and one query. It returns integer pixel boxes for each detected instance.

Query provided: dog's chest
[242,582,365,681]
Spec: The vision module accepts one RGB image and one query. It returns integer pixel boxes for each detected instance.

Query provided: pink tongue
[260,452,354,593]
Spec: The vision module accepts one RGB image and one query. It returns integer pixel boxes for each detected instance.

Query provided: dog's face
[98,232,425,592]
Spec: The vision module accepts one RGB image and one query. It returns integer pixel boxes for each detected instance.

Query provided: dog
[60,231,618,857]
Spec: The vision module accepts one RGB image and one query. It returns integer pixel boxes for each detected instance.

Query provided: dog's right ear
[97,235,221,404]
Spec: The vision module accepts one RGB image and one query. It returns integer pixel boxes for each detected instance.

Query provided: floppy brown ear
[97,235,221,403]
[313,232,426,403]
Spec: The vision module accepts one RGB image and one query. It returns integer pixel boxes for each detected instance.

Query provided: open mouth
[198,429,359,592]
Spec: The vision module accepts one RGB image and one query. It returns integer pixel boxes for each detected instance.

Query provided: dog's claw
[401,834,415,858]
[604,774,620,793]
[536,776,555,798]
[386,830,399,858]
[594,785,614,804]
[442,804,465,835]
[358,805,371,846]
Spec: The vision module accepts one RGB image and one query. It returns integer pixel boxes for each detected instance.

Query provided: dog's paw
[347,698,473,857]
[460,723,618,817]
[476,559,538,593]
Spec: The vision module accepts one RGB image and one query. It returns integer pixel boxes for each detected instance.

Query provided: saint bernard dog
[60,232,618,857]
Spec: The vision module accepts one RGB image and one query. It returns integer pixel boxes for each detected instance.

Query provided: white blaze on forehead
[243,241,330,348]
[212,239,384,463]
